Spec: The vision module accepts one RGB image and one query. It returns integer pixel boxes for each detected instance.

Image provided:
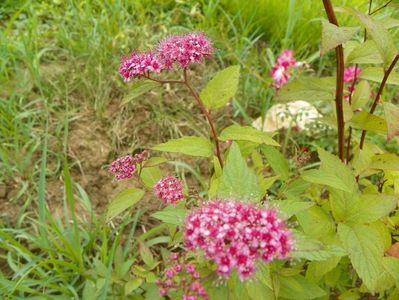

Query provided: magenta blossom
[271,50,302,89]
[119,52,162,81]
[109,155,136,180]
[184,200,293,280]
[344,66,362,83]
[157,32,214,69]
[154,176,185,205]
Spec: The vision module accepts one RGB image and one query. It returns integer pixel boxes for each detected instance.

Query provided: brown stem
[145,72,224,167]
[346,65,359,163]
[359,54,399,149]
[183,70,224,168]
[371,0,392,15]
[323,0,346,162]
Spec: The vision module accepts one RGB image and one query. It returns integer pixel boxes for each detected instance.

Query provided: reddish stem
[323,0,346,162]
[359,54,399,149]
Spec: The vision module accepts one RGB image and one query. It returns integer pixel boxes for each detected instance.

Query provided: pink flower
[277,50,298,68]
[185,263,196,274]
[132,150,150,164]
[173,264,182,273]
[109,155,136,180]
[170,252,179,260]
[157,32,213,69]
[344,66,361,83]
[271,65,291,88]
[159,288,167,296]
[119,52,162,81]
[184,200,293,280]
[154,176,185,205]
[165,268,175,278]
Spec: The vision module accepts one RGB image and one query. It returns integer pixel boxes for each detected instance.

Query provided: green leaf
[292,234,346,261]
[269,198,314,218]
[140,166,162,189]
[219,124,279,146]
[261,145,289,180]
[143,156,168,167]
[384,102,399,141]
[279,275,326,300]
[329,189,360,222]
[151,208,187,225]
[343,7,397,67]
[371,153,399,171]
[200,65,240,110]
[351,80,370,110]
[153,136,213,157]
[360,67,399,85]
[106,188,144,221]
[296,206,336,241]
[306,257,341,283]
[125,278,143,296]
[382,257,399,289]
[338,223,385,293]
[321,19,358,56]
[275,77,335,102]
[346,40,383,64]
[217,142,261,201]
[345,193,397,224]
[138,240,155,268]
[348,111,387,135]
[122,80,161,105]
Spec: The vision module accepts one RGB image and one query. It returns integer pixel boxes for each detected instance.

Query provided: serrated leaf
[346,40,383,64]
[343,7,397,67]
[360,67,399,85]
[122,80,161,105]
[370,153,399,171]
[382,257,399,289]
[138,240,155,268]
[345,193,397,224]
[348,111,387,134]
[140,166,162,189]
[151,208,187,225]
[292,234,346,261]
[125,278,143,296]
[296,206,336,241]
[279,275,326,300]
[200,65,240,109]
[261,145,289,180]
[338,223,385,292]
[219,124,279,146]
[106,188,144,221]
[306,257,341,283]
[384,102,399,141]
[270,199,314,218]
[275,77,335,102]
[321,19,358,56]
[217,142,261,201]
[152,136,213,157]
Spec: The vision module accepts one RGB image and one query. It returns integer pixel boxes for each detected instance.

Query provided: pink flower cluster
[119,32,213,81]
[271,50,301,88]
[154,176,185,205]
[157,32,214,69]
[184,200,293,280]
[157,253,208,300]
[109,150,150,180]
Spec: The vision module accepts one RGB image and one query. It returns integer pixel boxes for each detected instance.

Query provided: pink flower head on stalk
[277,50,298,68]
[119,52,162,81]
[132,150,150,164]
[271,50,301,89]
[109,155,136,180]
[157,32,214,69]
[154,176,185,205]
[344,66,362,83]
[184,200,294,281]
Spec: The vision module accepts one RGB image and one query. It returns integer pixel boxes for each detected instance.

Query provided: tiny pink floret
[184,200,294,280]
[271,49,301,89]
[109,155,136,180]
[154,176,185,205]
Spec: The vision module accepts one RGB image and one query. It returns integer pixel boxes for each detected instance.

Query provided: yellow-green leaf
[321,19,359,56]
